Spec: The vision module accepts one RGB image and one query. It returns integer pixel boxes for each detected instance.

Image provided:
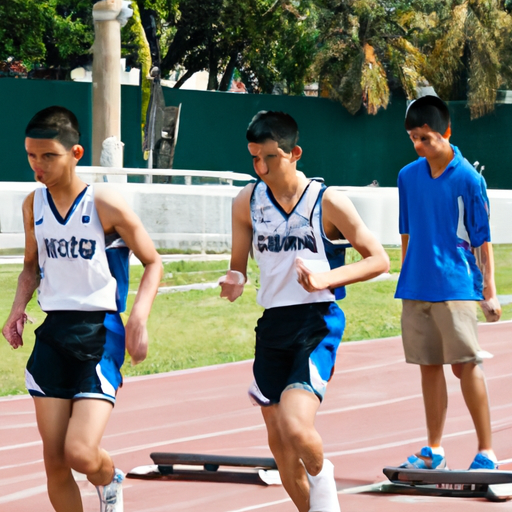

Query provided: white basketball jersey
[251,179,336,309]
[34,186,117,312]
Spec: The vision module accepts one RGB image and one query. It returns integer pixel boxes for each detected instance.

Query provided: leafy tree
[312,0,512,118]
[3,0,511,119]
[424,0,512,118]
[0,0,94,72]
[313,0,440,114]
[127,0,319,94]
[232,0,319,94]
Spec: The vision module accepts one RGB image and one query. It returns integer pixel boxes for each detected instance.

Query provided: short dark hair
[25,106,81,150]
[405,95,450,135]
[246,111,299,153]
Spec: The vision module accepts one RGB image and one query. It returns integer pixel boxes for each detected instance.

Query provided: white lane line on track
[0,422,37,429]
[0,440,41,452]
[0,394,32,403]
[123,358,252,383]
[109,424,266,456]
[318,393,423,416]
[338,482,388,495]
[336,358,405,374]
[225,498,291,512]
[0,458,44,471]
[325,428,478,458]
[0,471,46,486]
[0,485,48,504]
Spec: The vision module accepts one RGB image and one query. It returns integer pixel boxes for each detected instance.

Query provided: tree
[313,0,442,114]
[425,0,512,118]
[231,0,319,94]
[4,1,511,119]
[312,0,512,118]
[127,0,319,94]
[0,0,94,73]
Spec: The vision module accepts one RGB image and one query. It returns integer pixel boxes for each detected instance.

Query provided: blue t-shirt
[395,145,490,302]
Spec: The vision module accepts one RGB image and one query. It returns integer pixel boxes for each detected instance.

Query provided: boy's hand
[479,297,501,323]
[2,313,27,349]
[125,317,148,365]
[219,270,245,302]
[295,257,329,292]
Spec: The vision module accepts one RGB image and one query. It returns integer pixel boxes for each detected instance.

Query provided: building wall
[1,78,511,189]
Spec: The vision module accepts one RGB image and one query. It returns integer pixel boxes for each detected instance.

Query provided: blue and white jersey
[395,145,490,302]
[251,179,347,309]
[34,186,118,312]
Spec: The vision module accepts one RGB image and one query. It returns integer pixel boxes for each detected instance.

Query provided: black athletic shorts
[251,302,345,405]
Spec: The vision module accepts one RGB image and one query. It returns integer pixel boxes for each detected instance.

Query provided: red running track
[2,321,512,512]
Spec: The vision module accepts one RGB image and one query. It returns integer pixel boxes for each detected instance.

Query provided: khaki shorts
[401,300,481,365]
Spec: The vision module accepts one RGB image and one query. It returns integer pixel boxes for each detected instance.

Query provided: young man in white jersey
[2,106,162,512]
[219,111,389,512]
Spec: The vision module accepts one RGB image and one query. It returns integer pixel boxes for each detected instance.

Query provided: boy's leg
[453,362,493,452]
[64,398,116,486]
[33,397,83,512]
[262,388,339,512]
[262,403,310,512]
[420,364,447,448]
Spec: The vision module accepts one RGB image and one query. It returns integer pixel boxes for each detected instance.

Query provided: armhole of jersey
[81,188,94,226]
[306,180,324,224]
[249,179,262,206]
[33,188,45,226]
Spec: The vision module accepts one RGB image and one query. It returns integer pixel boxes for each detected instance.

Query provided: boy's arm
[219,184,254,302]
[475,241,501,322]
[401,234,409,264]
[95,186,163,365]
[2,193,40,348]
[296,187,390,292]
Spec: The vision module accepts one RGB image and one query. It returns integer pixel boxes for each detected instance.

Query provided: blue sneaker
[469,453,497,470]
[399,446,447,470]
[97,468,125,512]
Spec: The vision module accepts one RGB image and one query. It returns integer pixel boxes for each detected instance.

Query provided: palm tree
[313,0,512,118]
[425,0,512,118]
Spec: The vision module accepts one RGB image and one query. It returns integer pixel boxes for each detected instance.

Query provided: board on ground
[127,452,281,486]
[382,466,512,502]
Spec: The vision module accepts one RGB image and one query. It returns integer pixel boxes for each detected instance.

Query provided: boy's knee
[451,363,463,379]
[451,361,479,380]
[43,451,69,474]
[281,417,316,449]
[64,440,99,474]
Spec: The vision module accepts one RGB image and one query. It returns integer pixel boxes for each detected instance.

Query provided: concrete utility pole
[91,0,132,168]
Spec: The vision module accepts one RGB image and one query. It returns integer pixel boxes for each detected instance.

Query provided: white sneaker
[97,468,125,512]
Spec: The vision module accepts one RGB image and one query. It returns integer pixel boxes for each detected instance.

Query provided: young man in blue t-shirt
[395,95,501,470]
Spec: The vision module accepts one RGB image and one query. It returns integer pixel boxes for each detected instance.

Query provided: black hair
[246,111,299,153]
[25,106,81,150]
[405,95,450,135]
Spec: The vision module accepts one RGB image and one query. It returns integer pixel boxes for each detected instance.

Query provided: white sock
[480,450,498,463]
[306,459,340,512]
[430,446,445,457]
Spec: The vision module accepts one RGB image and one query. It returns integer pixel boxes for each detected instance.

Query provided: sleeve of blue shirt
[464,173,491,248]
[398,171,408,235]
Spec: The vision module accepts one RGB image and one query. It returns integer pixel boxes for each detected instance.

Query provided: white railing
[2,179,512,251]
[77,166,255,185]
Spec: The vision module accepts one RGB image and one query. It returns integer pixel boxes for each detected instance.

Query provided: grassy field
[1,245,512,397]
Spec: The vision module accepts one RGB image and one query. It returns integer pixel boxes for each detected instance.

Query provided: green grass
[2,246,512,396]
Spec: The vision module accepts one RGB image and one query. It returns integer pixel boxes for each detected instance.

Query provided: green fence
[1,78,511,188]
